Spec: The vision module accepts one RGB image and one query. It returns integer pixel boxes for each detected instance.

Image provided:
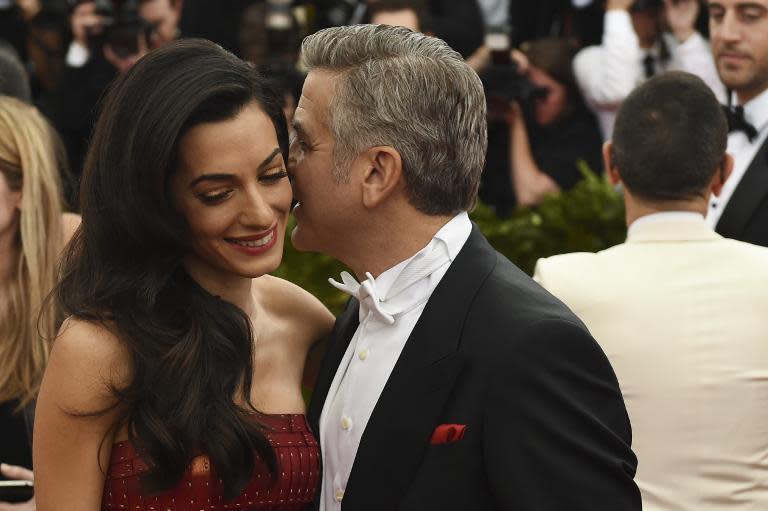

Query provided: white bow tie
[329,242,451,325]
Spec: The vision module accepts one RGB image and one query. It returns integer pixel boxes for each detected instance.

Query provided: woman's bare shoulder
[61,212,81,245]
[254,275,335,343]
[46,317,131,411]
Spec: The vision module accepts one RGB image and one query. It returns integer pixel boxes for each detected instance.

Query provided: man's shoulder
[534,245,626,284]
[717,236,768,267]
[468,250,591,335]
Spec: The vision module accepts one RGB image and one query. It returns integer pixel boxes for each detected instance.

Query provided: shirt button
[335,488,345,502]
[340,416,352,430]
[358,348,369,360]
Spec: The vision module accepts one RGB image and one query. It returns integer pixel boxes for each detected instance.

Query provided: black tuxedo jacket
[308,227,641,510]
[716,137,768,247]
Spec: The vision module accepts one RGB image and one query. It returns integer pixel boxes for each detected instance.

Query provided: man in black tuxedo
[707,0,768,246]
[290,24,640,511]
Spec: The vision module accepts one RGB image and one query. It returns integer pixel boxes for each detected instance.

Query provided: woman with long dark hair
[32,39,334,510]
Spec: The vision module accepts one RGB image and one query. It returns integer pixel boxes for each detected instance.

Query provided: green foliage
[473,164,627,275]
[275,166,626,313]
[272,224,351,314]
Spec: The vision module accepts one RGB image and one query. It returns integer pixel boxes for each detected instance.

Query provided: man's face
[709,0,768,102]
[289,70,359,256]
[139,0,182,48]
[630,8,662,49]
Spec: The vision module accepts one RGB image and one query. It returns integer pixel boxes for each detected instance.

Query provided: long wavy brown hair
[55,39,289,499]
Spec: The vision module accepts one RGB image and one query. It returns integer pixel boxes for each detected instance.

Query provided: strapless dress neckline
[102,413,319,511]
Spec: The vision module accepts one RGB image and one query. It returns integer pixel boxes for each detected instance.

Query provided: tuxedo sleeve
[483,318,641,510]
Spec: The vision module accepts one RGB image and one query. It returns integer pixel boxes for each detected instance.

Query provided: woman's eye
[198,190,233,204]
[260,169,289,183]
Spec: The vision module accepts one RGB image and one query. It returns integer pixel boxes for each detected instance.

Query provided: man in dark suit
[290,24,640,510]
[708,0,768,246]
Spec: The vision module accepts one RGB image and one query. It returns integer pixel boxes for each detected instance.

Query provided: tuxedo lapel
[341,226,497,509]
[308,297,360,437]
[717,138,768,239]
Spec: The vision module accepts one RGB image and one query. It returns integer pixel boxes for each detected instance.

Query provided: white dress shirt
[707,88,768,228]
[477,0,509,28]
[319,212,472,511]
[65,40,91,68]
[573,10,725,139]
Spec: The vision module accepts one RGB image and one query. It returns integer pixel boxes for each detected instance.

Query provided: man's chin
[290,224,315,253]
[718,67,754,91]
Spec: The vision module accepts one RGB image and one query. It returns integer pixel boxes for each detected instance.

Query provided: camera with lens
[69,0,156,58]
[481,27,549,121]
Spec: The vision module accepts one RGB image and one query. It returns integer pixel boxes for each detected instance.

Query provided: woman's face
[170,102,291,282]
[0,170,21,242]
[528,65,568,127]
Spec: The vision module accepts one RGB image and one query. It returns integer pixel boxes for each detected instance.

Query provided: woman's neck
[181,257,257,317]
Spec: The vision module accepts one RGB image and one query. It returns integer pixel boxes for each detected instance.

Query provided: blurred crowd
[0,0,724,214]
[3,0,768,510]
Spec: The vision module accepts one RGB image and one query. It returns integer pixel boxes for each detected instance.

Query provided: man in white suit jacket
[535,71,768,511]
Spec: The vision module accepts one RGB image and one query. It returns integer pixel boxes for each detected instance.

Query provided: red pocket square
[430,424,466,445]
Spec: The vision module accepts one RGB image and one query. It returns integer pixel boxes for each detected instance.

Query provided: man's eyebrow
[188,148,282,188]
[292,119,307,136]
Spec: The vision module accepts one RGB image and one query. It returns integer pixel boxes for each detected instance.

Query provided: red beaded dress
[101,414,319,511]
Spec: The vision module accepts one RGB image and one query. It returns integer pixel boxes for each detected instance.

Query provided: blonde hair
[0,96,65,408]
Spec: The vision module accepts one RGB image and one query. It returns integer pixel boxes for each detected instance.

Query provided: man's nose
[718,11,743,42]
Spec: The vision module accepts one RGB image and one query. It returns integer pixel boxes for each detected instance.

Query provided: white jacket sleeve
[666,32,727,104]
[573,10,643,108]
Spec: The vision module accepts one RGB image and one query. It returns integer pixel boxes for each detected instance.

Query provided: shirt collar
[370,211,471,298]
[627,211,704,238]
[626,211,721,243]
[734,87,768,133]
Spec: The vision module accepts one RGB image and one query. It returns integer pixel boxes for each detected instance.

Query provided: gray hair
[301,24,487,215]
[0,43,31,103]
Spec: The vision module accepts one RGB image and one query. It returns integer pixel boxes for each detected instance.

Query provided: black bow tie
[723,105,758,142]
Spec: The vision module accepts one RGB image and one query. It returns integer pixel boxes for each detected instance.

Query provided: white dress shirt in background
[573,9,725,139]
[318,212,472,511]
[707,88,768,228]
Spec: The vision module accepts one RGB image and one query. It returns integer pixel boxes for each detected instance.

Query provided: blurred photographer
[574,0,724,139]
[49,0,182,188]
[315,0,484,59]
[0,0,42,61]
[66,0,181,71]
[505,38,603,208]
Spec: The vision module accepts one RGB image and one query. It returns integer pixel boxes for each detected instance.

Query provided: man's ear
[710,152,734,197]
[359,146,403,209]
[603,141,622,186]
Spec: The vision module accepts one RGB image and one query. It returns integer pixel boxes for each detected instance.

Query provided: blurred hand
[70,1,104,47]
[0,463,35,511]
[606,0,634,10]
[103,33,148,73]
[506,101,528,132]
[510,49,530,74]
[466,45,491,73]
[664,0,699,42]
[14,0,40,20]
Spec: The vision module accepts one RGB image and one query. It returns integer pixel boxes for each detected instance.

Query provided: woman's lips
[225,227,278,255]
